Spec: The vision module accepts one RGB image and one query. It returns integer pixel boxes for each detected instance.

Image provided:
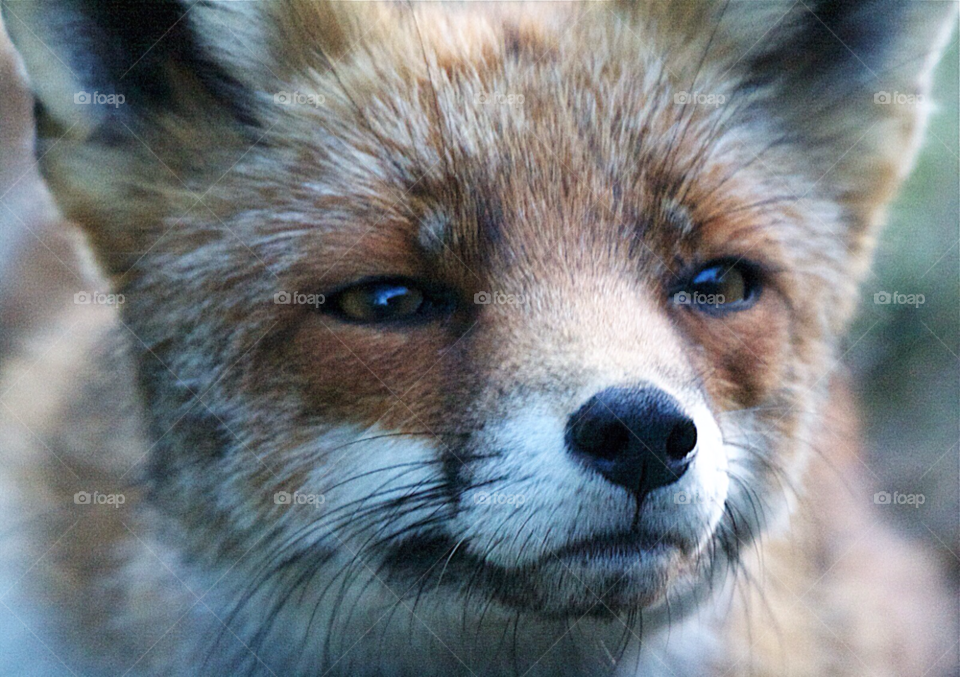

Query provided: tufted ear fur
[620,0,956,271]
[0,0,368,275]
[4,0,956,279]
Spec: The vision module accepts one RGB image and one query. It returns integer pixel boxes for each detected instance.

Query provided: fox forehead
[274,7,741,198]
[242,4,808,279]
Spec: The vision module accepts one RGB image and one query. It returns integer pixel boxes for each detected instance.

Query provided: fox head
[4,0,954,673]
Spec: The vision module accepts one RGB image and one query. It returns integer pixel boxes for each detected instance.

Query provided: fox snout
[566,386,698,497]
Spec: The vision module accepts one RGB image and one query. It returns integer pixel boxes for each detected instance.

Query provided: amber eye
[328,278,453,324]
[674,259,760,313]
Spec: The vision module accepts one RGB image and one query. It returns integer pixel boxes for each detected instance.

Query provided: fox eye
[329,279,449,323]
[675,260,761,313]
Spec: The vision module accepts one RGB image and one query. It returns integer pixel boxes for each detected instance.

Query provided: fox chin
[0,1,956,676]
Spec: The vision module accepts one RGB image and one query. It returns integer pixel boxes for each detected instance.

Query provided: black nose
[566,387,697,497]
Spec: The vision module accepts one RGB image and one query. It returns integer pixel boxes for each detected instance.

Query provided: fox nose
[566,387,697,497]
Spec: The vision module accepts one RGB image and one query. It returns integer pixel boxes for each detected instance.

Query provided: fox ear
[0,0,359,274]
[720,0,956,250]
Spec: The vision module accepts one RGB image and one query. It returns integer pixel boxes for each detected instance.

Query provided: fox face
[3,0,954,674]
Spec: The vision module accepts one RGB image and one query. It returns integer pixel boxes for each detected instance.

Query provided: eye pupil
[335,281,428,322]
[677,260,757,312]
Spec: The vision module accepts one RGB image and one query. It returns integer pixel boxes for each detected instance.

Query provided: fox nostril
[566,386,697,497]
[571,415,631,462]
[665,419,697,460]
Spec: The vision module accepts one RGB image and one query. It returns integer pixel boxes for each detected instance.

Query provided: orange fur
[1,2,955,675]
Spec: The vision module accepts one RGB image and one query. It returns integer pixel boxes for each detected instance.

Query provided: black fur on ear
[716,0,955,235]
[741,0,954,99]
[75,0,258,126]
[1,0,258,139]
[1,0,369,277]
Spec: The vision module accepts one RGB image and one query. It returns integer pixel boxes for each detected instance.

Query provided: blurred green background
[848,34,959,576]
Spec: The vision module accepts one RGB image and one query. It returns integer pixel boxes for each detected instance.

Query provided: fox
[0,1,956,675]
